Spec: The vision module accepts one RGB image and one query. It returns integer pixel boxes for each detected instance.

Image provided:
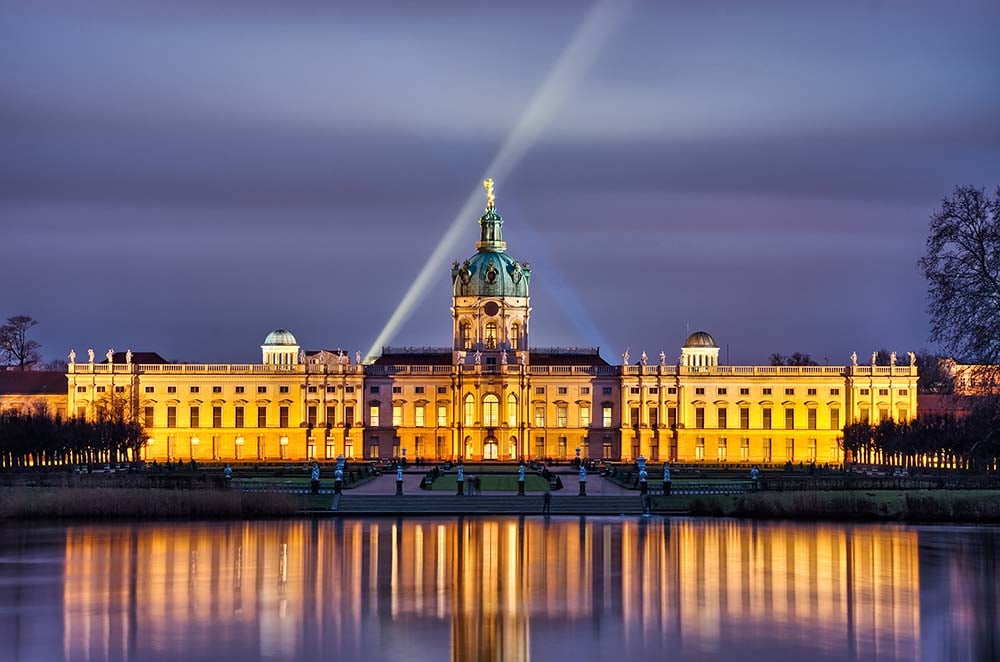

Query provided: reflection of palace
[66,182,918,463]
[55,519,932,661]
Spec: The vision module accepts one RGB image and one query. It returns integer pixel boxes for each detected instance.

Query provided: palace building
[65,180,919,464]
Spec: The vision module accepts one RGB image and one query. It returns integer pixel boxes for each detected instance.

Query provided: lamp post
[190,436,200,462]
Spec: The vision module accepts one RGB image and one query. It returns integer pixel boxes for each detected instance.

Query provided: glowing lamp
[191,436,200,446]
[235,436,245,446]
[279,436,289,446]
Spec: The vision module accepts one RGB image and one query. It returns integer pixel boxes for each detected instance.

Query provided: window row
[687,406,842,431]
[149,404,359,429]
[691,437,840,463]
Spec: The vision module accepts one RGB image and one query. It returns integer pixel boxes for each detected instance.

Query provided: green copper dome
[263,329,298,346]
[452,183,531,297]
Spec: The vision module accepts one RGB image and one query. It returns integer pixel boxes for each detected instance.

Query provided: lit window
[808,408,817,430]
[415,405,425,427]
[213,406,222,428]
[534,406,545,427]
[461,323,472,350]
[695,408,705,428]
[507,393,517,427]
[236,406,245,428]
[464,394,475,427]
[393,405,402,427]
[831,408,840,430]
[143,406,154,428]
[762,408,772,429]
[785,408,795,429]
[483,394,500,427]
[510,323,520,350]
[437,405,447,427]
[717,438,727,461]
[370,405,380,427]
[166,406,177,427]
[580,405,590,428]
[740,437,750,460]
[602,406,612,428]
[485,322,497,349]
[740,408,749,429]
[717,407,727,429]
[556,405,567,428]
[695,437,705,461]
[190,406,200,428]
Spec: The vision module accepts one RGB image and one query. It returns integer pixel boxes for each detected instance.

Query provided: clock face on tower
[483,301,500,317]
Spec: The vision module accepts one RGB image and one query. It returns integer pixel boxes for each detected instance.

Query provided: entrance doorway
[484,436,498,460]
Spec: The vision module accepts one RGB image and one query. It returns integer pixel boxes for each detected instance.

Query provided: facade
[66,182,919,464]
[0,370,67,418]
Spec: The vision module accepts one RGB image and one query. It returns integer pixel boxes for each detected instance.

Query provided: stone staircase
[330,494,646,516]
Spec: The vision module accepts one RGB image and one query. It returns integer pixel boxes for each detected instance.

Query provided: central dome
[683,331,718,348]
[263,329,298,346]
[452,250,529,298]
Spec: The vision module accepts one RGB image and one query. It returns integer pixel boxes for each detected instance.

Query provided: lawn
[430,474,551,492]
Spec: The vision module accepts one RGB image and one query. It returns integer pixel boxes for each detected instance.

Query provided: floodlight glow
[366,0,634,362]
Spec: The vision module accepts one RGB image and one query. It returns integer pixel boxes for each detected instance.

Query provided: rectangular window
[327,386,336,393]
[695,437,705,461]
[717,388,727,395]
[144,406,154,428]
[535,436,545,458]
[392,386,401,394]
[808,408,817,430]
[306,443,316,460]
[879,407,889,422]
[325,438,335,459]
[345,386,355,393]
[785,438,795,461]
[257,406,267,427]
[740,387,750,396]
[649,407,658,428]
[212,386,222,394]
[649,387,658,395]
[370,405,380,427]
[257,386,267,394]
[807,388,817,396]
[762,388,772,396]
[602,406,612,428]
[558,436,567,459]
[580,387,590,395]
[831,408,840,430]
[717,407,727,429]
[830,388,840,396]
[667,387,677,394]
[307,406,317,427]
[785,408,795,429]
[741,437,750,460]
[392,405,402,427]
[717,438,727,461]
[534,406,545,427]
[326,406,336,426]
[465,398,475,426]
[190,406,200,428]
[898,389,908,396]
[144,386,154,394]
[213,406,222,428]
[695,387,705,395]
[763,438,772,463]
[308,386,317,394]
[369,439,379,459]
[602,387,613,396]
[279,386,289,394]
[695,407,705,428]
[414,435,423,457]
[630,387,640,395]
[860,388,870,396]
[415,405,425,427]
[808,438,817,462]
[602,436,612,459]
[436,435,446,458]
[345,406,355,426]
[740,407,750,429]
[630,407,640,427]
[114,385,125,393]
[167,406,177,428]
[415,386,425,394]
[370,386,381,394]
[437,405,447,427]
[580,405,591,428]
[667,407,677,429]
[190,386,199,394]
[558,387,568,395]
[897,407,908,422]
[167,386,177,394]
[235,386,245,394]
[785,388,794,396]
[77,386,87,393]
[507,398,517,426]
[437,386,447,394]
[557,405,567,428]
[879,389,889,397]
[96,386,106,393]
[763,408,772,430]
[535,387,545,395]
[235,406,245,428]
[859,408,870,424]
[279,406,289,428]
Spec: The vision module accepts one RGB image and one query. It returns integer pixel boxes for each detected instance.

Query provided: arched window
[507,393,517,426]
[483,394,499,427]
[464,393,475,426]
[460,322,472,350]
[510,323,520,350]
[485,322,497,349]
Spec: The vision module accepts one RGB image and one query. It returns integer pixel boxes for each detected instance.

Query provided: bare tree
[0,315,41,370]
[769,352,818,366]
[919,186,1000,371]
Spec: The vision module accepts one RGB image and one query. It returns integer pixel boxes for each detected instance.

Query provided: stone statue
[908,351,916,367]
[125,349,132,364]
[890,351,897,367]
[298,349,306,364]
[335,466,343,481]
[500,349,508,365]
[639,467,648,483]
[456,350,466,364]
[355,351,361,365]
[457,464,464,482]
[578,465,587,482]
[518,464,525,482]
[518,352,526,366]
[640,351,648,366]
[474,350,482,365]
[106,348,114,364]
[396,466,403,481]
[483,178,495,207]
[871,352,877,366]
[622,348,630,365]
[851,351,857,367]
[68,349,76,364]
[659,351,666,366]
[87,348,94,363]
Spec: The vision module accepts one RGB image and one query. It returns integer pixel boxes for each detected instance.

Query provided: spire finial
[483,178,495,208]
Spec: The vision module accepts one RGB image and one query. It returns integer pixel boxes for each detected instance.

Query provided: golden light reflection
[57,518,937,661]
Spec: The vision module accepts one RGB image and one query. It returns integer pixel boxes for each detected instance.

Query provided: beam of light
[366,0,635,363]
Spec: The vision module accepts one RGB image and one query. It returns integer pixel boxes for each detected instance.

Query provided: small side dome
[683,331,717,348]
[264,329,298,346]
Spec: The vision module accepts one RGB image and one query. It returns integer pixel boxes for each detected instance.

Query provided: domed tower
[450,179,531,364]
[261,329,300,365]
[680,331,719,369]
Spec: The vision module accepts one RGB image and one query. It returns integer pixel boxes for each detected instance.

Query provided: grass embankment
[430,475,550,492]
[652,490,1000,523]
[0,487,330,520]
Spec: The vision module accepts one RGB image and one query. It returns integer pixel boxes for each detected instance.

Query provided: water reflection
[1,517,998,661]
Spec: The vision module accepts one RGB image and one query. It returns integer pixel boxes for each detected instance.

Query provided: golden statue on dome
[483,178,495,208]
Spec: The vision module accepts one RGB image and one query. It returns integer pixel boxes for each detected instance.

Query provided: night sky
[3,1,998,365]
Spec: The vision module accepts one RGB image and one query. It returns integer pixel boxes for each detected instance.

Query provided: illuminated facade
[66,182,918,463]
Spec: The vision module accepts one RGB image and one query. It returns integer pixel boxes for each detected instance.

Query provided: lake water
[1,517,998,662]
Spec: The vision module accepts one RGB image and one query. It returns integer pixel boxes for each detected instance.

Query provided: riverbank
[661,489,1000,523]
[0,487,316,520]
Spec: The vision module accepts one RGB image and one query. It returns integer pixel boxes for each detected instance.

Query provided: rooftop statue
[68,349,76,364]
[483,178,495,207]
